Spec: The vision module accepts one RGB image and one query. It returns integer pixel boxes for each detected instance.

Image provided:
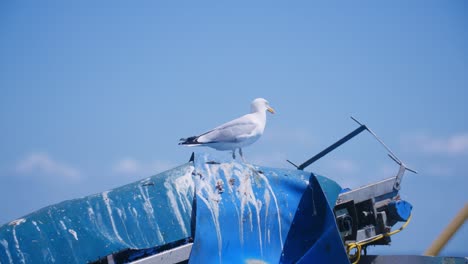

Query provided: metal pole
[297,125,366,170]
[424,203,468,256]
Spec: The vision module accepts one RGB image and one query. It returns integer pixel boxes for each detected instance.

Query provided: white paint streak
[204,161,284,256]
[263,190,270,245]
[164,181,189,236]
[87,207,95,219]
[47,248,56,263]
[195,159,285,259]
[68,229,78,240]
[195,162,223,262]
[102,191,125,243]
[248,165,284,249]
[128,205,148,245]
[0,239,13,264]
[256,199,263,256]
[59,220,67,230]
[8,218,26,226]
[32,221,41,232]
[220,164,242,244]
[245,259,268,264]
[162,166,194,238]
[138,184,164,243]
[173,169,195,214]
[12,225,26,263]
[236,166,264,256]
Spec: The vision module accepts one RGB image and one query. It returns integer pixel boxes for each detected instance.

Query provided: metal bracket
[292,120,367,170]
[290,117,417,182]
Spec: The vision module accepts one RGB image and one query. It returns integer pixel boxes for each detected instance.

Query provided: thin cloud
[148,160,177,174]
[113,158,141,174]
[332,159,359,174]
[423,164,454,177]
[315,159,361,188]
[113,158,175,176]
[16,153,81,180]
[405,133,468,155]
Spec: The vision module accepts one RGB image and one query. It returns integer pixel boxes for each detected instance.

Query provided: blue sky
[1,0,467,257]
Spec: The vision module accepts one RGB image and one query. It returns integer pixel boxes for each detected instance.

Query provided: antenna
[296,120,367,170]
[291,117,417,174]
[350,117,417,174]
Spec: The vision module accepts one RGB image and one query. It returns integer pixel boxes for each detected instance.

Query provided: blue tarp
[0,164,195,263]
[0,154,349,263]
[189,156,348,263]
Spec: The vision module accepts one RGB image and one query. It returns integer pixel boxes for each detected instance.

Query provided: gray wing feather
[198,118,257,143]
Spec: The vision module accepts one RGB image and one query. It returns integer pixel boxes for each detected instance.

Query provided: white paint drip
[255,199,264,256]
[68,229,78,241]
[102,191,125,243]
[137,184,164,243]
[47,248,56,263]
[129,204,148,245]
[12,224,26,263]
[32,221,41,232]
[194,161,223,262]
[8,218,26,226]
[241,171,254,233]
[156,224,164,244]
[59,220,67,230]
[0,239,13,264]
[59,218,79,259]
[203,161,283,256]
[194,158,288,261]
[250,166,284,249]
[263,190,270,245]
[87,203,95,219]
[164,182,189,236]
[86,201,113,242]
[220,164,242,244]
[90,201,110,241]
[116,208,125,221]
[138,184,154,217]
[245,259,268,264]
[115,207,136,247]
[236,166,263,256]
[162,165,194,238]
[310,185,317,216]
[201,161,271,258]
[204,165,223,259]
[173,169,195,214]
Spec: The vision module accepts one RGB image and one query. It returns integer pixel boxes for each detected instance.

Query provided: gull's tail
[179,136,201,146]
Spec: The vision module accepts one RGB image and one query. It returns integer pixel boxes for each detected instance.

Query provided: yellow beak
[267,107,275,114]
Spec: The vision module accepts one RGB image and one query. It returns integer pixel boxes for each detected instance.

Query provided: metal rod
[351,117,401,163]
[424,203,468,256]
[298,125,367,170]
[352,116,418,174]
[286,159,299,168]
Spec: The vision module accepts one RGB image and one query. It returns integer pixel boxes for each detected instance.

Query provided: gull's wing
[178,113,261,146]
[197,114,258,144]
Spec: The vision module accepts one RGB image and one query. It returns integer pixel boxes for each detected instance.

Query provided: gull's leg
[239,148,245,162]
[232,150,236,159]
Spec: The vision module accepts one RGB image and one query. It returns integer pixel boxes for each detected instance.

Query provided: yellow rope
[346,214,412,264]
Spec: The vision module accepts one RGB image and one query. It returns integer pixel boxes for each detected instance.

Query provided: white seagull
[179,98,275,160]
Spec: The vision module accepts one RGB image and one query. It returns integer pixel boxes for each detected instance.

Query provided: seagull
[179,98,275,160]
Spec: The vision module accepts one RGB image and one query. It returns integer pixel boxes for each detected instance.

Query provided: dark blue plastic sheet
[189,157,349,263]
[0,154,349,263]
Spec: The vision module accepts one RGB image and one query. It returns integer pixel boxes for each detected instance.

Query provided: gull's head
[251,98,275,114]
